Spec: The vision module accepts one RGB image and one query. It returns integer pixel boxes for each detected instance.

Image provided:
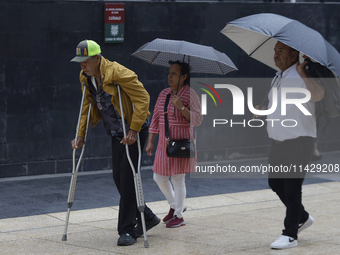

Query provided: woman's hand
[253,105,268,118]
[172,95,191,121]
[145,142,154,156]
[172,95,184,110]
[145,133,156,156]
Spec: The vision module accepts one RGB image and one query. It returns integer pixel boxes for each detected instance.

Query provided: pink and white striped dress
[149,84,203,176]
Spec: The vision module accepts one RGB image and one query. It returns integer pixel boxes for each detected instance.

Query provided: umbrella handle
[175,56,190,95]
[176,75,181,95]
[260,75,281,108]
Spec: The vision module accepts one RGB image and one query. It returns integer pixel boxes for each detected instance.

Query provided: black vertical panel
[0,1,340,177]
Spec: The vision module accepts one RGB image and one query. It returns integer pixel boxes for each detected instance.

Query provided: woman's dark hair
[168,60,191,86]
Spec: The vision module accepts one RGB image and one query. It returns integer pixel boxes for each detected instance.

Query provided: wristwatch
[181,106,185,111]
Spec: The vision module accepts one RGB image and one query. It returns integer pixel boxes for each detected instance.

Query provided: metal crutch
[62,85,91,241]
[116,84,149,248]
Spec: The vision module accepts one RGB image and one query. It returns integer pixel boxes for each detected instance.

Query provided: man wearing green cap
[70,39,160,246]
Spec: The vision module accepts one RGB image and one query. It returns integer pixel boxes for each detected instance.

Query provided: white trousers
[153,172,186,219]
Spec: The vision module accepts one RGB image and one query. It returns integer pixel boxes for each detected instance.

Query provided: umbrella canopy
[221,13,340,77]
[131,38,238,75]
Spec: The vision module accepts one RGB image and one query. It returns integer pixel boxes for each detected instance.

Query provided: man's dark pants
[268,136,314,239]
[111,127,155,238]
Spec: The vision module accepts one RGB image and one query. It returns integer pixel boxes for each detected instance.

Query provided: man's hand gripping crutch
[116,84,149,248]
[62,84,91,242]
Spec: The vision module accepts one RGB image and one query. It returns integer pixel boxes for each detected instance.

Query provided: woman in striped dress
[145,61,203,228]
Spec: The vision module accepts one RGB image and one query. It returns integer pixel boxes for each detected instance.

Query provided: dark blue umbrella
[131,38,238,75]
[221,13,340,77]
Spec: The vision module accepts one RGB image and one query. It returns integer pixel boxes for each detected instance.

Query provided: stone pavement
[0,152,339,254]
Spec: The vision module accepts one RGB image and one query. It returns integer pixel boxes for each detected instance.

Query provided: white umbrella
[221,13,340,77]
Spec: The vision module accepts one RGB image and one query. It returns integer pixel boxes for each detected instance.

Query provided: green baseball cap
[70,40,101,62]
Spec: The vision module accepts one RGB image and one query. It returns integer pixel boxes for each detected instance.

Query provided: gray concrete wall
[1,1,340,177]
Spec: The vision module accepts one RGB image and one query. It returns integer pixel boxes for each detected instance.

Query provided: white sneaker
[270,235,298,249]
[298,215,314,234]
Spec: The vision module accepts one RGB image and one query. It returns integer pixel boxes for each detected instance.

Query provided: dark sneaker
[163,206,188,223]
[166,216,186,228]
[117,233,136,246]
[135,215,161,238]
[298,215,314,234]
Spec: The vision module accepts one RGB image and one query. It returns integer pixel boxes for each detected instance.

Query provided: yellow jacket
[77,56,150,138]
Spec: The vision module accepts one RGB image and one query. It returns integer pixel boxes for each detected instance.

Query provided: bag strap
[164,94,171,139]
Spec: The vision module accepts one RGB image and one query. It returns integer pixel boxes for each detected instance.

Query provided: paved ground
[0,151,339,254]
